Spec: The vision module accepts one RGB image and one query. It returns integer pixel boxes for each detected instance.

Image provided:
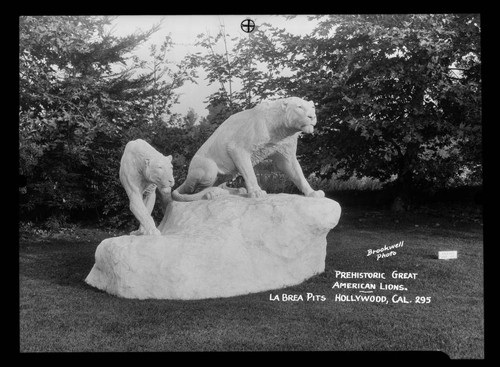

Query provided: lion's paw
[237,187,248,195]
[248,189,267,198]
[143,227,161,236]
[307,190,325,198]
[203,187,229,200]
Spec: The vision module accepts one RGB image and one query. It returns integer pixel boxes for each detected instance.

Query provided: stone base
[85,194,341,300]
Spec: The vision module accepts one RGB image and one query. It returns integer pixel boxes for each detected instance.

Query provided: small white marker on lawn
[438,251,458,260]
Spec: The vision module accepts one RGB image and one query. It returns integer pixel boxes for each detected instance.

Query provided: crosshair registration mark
[241,19,255,33]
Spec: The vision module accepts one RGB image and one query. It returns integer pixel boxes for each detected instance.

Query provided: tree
[248,15,481,209]
[183,107,199,128]
[184,23,282,127]
[19,16,189,223]
[139,35,196,127]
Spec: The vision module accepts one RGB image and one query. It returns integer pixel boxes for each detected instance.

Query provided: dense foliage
[19,15,482,226]
[19,16,197,226]
[294,15,482,196]
[186,15,481,208]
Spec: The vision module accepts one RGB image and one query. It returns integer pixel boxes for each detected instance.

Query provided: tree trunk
[391,179,411,212]
[391,142,419,212]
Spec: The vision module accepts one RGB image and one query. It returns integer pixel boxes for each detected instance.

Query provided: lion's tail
[171,186,221,202]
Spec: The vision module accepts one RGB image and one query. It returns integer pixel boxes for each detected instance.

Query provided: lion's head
[145,155,175,188]
[282,97,317,134]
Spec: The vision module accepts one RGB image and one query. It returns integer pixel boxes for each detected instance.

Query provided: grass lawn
[19,205,484,357]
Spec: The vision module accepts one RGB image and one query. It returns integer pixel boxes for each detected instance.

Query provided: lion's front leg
[272,153,325,198]
[227,148,266,198]
[157,186,172,214]
[128,192,161,236]
[131,186,158,234]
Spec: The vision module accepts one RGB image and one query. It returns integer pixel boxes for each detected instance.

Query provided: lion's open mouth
[301,124,314,134]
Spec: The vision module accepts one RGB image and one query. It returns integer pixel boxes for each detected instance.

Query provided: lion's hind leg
[172,156,220,201]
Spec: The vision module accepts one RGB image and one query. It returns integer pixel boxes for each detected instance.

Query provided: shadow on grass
[19,208,484,356]
[19,235,101,290]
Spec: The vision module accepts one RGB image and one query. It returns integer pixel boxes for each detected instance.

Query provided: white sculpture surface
[85,194,341,300]
[85,97,343,300]
[119,139,174,236]
[172,97,325,201]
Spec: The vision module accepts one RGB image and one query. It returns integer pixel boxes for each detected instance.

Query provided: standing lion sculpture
[172,97,324,202]
[120,139,175,235]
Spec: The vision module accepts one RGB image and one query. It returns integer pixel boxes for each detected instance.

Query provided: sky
[108,15,319,119]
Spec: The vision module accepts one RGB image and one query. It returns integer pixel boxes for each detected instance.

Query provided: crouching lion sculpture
[120,139,175,235]
[172,97,324,201]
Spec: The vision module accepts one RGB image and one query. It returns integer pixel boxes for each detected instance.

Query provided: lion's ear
[165,155,173,162]
[281,100,288,110]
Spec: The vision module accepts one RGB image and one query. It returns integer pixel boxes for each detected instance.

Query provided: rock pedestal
[85,194,341,300]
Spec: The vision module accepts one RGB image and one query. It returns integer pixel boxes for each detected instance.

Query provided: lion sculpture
[119,139,175,235]
[172,97,324,202]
